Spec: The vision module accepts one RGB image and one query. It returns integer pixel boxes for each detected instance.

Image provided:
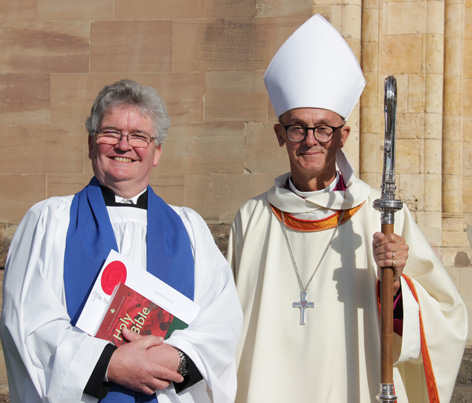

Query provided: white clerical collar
[114,188,147,205]
[267,149,371,216]
[288,173,340,198]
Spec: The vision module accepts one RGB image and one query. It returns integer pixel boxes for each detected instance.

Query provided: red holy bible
[95,282,188,346]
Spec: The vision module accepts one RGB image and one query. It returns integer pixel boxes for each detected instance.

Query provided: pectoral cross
[293,291,314,325]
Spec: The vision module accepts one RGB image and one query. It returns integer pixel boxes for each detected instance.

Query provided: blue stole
[64,177,194,402]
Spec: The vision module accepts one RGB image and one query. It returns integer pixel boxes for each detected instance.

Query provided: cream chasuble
[228,150,467,403]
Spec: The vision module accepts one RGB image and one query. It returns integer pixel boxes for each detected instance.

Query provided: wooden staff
[373,76,403,402]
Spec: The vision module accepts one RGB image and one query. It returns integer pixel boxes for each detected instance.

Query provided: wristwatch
[176,349,189,376]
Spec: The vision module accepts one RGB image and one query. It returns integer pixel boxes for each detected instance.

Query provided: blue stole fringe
[64,177,194,402]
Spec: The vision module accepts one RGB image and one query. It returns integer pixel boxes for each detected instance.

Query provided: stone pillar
[442,0,472,343]
[423,0,445,250]
[442,0,469,263]
[360,4,382,188]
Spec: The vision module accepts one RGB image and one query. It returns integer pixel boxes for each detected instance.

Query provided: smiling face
[88,104,162,198]
[275,108,350,191]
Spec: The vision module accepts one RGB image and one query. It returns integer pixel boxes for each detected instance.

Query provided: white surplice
[227,150,467,403]
[0,196,243,403]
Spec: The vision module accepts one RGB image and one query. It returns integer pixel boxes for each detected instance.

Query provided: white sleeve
[163,207,243,403]
[0,199,109,403]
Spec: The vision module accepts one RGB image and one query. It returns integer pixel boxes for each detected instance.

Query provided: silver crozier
[373,76,403,402]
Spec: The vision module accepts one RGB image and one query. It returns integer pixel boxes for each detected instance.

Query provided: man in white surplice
[227,15,467,403]
[0,79,243,403]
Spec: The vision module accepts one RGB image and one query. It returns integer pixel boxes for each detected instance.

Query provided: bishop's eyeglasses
[94,129,157,148]
[283,124,344,143]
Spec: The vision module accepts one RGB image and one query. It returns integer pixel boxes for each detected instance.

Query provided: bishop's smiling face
[88,104,162,198]
[274,108,350,192]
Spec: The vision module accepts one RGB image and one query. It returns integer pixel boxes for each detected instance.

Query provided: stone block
[184,173,275,223]
[443,140,463,175]
[255,0,313,18]
[466,6,472,38]
[443,175,463,213]
[205,71,267,122]
[463,78,472,116]
[114,0,256,19]
[0,74,50,124]
[157,122,246,175]
[0,175,47,222]
[360,131,382,173]
[443,231,471,247]
[0,224,17,268]
[396,139,420,174]
[37,0,113,20]
[148,174,185,207]
[208,223,231,255]
[407,74,425,114]
[362,42,379,74]
[443,115,461,142]
[0,21,89,74]
[422,211,443,243]
[50,73,205,125]
[90,21,172,73]
[362,9,379,43]
[0,124,85,174]
[381,35,422,74]
[464,143,472,176]
[0,0,37,20]
[445,37,463,77]
[443,216,467,232]
[340,5,363,40]
[465,39,472,77]
[363,0,379,10]
[463,117,472,143]
[397,112,424,140]
[46,174,92,198]
[397,173,424,211]
[362,72,379,107]
[343,118,361,173]
[245,122,290,174]
[360,106,380,134]
[387,3,427,35]
[361,172,381,190]
[446,4,465,38]
[443,247,460,267]
[425,34,444,74]
[424,138,442,174]
[173,17,308,73]
[311,6,335,20]
[427,1,445,34]
[424,173,442,212]
[444,75,463,116]
[424,113,443,140]
[425,74,444,114]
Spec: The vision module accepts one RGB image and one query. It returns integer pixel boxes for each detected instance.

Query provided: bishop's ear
[339,125,351,148]
[274,124,286,147]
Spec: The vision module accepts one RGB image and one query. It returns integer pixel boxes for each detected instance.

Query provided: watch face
[178,349,189,376]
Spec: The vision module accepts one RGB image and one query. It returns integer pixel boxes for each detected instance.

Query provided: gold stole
[270,202,364,232]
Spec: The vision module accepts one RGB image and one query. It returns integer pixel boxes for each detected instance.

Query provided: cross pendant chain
[281,210,345,326]
[292,291,314,325]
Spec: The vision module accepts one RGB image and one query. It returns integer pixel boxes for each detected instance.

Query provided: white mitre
[263,14,366,120]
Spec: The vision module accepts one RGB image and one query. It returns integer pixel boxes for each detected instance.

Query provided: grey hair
[85,79,170,145]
